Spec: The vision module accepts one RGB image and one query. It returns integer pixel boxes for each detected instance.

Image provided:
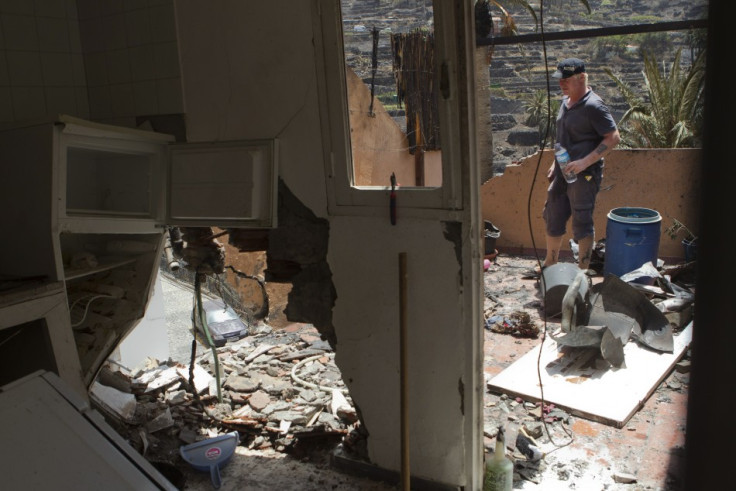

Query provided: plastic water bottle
[554,143,577,183]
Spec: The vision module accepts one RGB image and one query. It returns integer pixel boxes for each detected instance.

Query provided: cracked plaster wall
[174,3,478,486]
[329,216,469,481]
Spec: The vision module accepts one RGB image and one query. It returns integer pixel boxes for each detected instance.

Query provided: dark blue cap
[553,58,586,79]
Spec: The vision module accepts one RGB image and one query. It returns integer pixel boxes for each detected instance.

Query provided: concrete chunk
[90,382,137,422]
[176,364,214,394]
[146,408,174,433]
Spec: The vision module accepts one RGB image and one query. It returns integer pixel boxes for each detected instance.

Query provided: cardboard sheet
[487,323,692,427]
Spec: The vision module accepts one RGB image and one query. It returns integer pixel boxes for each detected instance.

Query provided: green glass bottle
[484,425,513,491]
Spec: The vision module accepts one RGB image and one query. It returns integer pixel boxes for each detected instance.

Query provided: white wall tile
[36,17,70,52]
[123,0,148,12]
[74,86,90,118]
[0,55,8,85]
[87,84,112,118]
[41,52,73,86]
[125,8,151,46]
[149,3,176,43]
[153,41,179,79]
[34,0,67,19]
[83,52,108,86]
[66,0,78,19]
[155,76,182,114]
[0,0,34,15]
[45,86,76,114]
[11,86,46,120]
[2,14,39,50]
[133,79,157,114]
[71,53,85,85]
[106,49,131,84]
[129,44,155,81]
[0,86,13,122]
[110,82,135,116]
[99,0,124,17]
[102,14,128,51]
[79,18,105,53]
[68,18,82,52]
[6,51,44,86]
[75,0,99,20]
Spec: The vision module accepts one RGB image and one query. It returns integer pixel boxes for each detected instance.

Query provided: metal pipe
[399,252,410,490]
[477,19,708,46]
[164,234,180,271]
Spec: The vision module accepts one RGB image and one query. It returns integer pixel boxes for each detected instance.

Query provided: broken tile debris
[92,322,356,475]
[87,253,692,489]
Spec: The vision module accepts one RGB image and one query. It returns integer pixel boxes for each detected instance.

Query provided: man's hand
[565,159,585,176]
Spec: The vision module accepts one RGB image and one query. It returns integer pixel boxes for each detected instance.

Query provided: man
[540,58,620,273]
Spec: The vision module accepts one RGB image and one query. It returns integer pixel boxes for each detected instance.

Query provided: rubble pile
[481,254,693,488]
[92,323,358,470]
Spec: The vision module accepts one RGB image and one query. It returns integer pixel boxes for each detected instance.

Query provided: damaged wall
[263,179,336,345]
[329,217,470,480]
[175,1,481,487]
[481,148,701,261]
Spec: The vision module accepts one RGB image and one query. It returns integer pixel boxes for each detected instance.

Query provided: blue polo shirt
[556,89,617,168]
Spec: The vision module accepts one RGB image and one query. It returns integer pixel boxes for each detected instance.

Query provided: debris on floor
[483,254,691,489]
[484,310,540,338]
[92,322,360,483]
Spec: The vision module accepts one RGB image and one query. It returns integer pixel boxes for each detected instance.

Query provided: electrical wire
[527,0,574,452]
[69,293,114,328]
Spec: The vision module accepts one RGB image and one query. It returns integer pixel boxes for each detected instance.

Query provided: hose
[290,353,349,395]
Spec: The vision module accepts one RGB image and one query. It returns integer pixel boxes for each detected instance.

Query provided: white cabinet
[0,115,278,391]
[57,115,279,232]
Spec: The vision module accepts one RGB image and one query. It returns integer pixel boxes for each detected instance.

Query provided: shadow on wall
[481,148,701,261]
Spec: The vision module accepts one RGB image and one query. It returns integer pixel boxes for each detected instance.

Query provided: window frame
[313,0,464,217]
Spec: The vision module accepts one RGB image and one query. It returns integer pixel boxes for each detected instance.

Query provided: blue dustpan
[180,431,239,489]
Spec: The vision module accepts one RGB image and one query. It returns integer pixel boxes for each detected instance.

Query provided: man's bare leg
[577,234,594,270]
[544,234,564,268]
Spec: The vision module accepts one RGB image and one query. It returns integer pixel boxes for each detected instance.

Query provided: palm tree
[604,48,706,148]
[523,89,560,145]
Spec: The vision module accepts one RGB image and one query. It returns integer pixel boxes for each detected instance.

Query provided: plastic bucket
[603,207,661,279]
[483,220,500,255]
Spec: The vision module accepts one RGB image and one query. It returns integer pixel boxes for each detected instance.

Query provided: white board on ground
[487,323,692,427]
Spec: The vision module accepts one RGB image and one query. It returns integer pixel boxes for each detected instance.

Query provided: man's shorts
[543,167,602,240]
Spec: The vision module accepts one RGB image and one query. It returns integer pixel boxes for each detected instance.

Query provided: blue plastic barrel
[603,207,661,278]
